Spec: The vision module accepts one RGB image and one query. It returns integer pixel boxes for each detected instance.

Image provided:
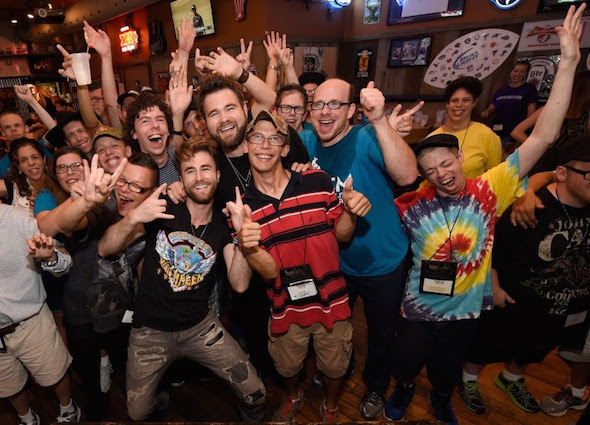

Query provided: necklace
[444,121,470,150]
[225,155,251,192]
[555,186,590,254]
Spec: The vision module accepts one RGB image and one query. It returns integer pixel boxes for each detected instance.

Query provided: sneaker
[361,390,385,419]
[19,411,40,425]
[169,378,185,387]
[429,391,458,425]
[458,380,487,414]
[100,359,113,393]
[541,386,589,417]
[56,403,81,423]
[273,390,305,422]
[494,372,539,413]
[312,364,356,388]
[384,383,415,421]
[320,401,339,423]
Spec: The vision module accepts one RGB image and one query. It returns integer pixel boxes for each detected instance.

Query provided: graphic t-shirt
[395,151,526,321]
[134,200,231,331]
[493,187,590,316]
[492,83,538,138]
[300,124,408,277]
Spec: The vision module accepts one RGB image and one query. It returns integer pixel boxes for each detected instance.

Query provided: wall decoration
[489,0,522,10]
[119,26,139,53]
[0,58,30,78]
[356,49,373,78]
[364,0,381,24]
[388,36,431,68]
[517,55,560,104]
[387,0,465,26]
[156,72,171,93]
[424,28,519,88]
[518,16,590,52]
[294,46,338,78]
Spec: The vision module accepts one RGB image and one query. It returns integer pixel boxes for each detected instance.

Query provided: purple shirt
[492,83,538,138]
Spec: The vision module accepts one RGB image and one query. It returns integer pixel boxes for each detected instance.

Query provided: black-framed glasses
[115,177,152,193]
[565,166,590,181]
[311,100,350,111]
[248,133,285,146]
[55,162,83,174]
[278,104,306,115]
[90,96,104,103]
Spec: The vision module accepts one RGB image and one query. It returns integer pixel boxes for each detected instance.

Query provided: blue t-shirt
[34,189,58,216]
[300,124,408,277]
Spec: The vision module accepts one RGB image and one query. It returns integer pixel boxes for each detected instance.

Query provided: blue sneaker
[384,383,415,421]
[429,391,458,425]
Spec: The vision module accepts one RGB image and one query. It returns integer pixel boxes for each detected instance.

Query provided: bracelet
[237,68,250,84]
[41,259,58,267]
[267,65,279,71]
[172,130,183,136]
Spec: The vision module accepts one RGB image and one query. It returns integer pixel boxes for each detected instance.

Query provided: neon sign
[490,0,522,10]
[119,25,139,53]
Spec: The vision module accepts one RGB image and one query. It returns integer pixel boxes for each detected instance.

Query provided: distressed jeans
[126,312,266,421]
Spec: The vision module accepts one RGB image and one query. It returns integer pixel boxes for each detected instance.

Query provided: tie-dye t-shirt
[395,151,527,321]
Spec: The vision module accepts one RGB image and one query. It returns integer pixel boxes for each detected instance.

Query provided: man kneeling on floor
[226,111,371,422]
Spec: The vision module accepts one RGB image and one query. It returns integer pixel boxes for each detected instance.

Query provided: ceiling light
[11,19,17,24]
[27,13,35,19]
[48,3,53,9]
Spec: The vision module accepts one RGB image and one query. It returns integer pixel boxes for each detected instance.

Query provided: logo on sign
[490,0,522,10]
[453,48,479,70]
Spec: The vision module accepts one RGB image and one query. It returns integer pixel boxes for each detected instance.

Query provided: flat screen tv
[538,0,588,13]
[169,0,215,39]
[387,0,466,26]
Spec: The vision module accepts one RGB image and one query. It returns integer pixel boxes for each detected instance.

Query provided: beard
[185,179,218,205]
[211,119,247,153]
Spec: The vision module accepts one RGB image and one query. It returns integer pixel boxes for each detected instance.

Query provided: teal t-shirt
[300,124,408,277]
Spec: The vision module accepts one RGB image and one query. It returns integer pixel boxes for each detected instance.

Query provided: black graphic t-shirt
[493,187,590,316]
[133,198,231,331]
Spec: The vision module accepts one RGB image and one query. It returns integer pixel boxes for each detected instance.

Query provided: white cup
[70,52,92,86]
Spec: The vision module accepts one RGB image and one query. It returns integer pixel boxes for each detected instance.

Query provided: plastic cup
[70,52,92,86]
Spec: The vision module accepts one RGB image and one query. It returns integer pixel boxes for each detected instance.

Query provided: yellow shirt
[428,122,502,179]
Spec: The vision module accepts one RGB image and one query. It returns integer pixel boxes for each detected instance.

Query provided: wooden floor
[0,298,584,424]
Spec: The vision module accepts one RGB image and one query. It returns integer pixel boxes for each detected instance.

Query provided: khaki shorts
[268,319,352,379]
[0,303,72,397]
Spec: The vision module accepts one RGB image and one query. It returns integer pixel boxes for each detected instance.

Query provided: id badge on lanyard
[280,264,318,301]
[420,260,457,297]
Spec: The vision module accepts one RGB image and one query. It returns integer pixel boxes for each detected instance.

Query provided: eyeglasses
[55,162,83,174]
[90,97,104,103]
[248,133,285,146]
[565,166,590,181]
[305,89,316,96]
[278,104,306,115]
[115,177,152,193]
[311,100,350,111]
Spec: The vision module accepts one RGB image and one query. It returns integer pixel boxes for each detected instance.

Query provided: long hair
[567,71,590,118]
[48,145,86,204]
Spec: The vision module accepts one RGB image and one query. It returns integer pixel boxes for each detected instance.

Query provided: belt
[0,324,18,336]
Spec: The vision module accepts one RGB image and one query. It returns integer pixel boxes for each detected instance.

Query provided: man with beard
[97,137,265,421]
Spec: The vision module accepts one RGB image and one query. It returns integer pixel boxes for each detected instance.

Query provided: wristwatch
[237,68,250,84]
[41,259,58,267]
[267,65,279,71]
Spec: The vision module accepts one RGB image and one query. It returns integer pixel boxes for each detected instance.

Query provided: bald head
[310,78,356,145]
[315,79,354,104]
[0,112,26,142]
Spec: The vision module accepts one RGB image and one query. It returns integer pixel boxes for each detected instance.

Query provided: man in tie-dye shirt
[383,5,586,425]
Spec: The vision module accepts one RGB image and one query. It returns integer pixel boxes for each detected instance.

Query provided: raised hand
[360,81,386,124]
[236,38,254,70]
[178,17,196,54]
[166,181,187,204]
[194,48,211,78]
[225,186,246,231]
[14,85,36,104]
[341,177,372,217]
[26,233,56,262]
[237,205,261,249]
[169,68,193,116]
[388,101,425,136]
[83,154,127,207]
[128,183,174,224]
[70,180,85,200]
[555,3,586,63]
[83,21,111,57]
[280,47,294,69]
[205,47,243,79]
[263,32,280,63]
[56,44,76,80]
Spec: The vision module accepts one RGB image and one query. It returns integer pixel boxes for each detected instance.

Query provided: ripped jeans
[126,312,266,421]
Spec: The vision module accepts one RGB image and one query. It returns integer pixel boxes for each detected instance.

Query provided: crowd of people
[0,4,588,425]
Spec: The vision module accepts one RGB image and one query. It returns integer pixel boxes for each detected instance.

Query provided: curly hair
[123,92,174,152]
[444,77,483,103]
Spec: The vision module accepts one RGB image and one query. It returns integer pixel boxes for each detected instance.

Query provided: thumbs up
[341,176,372,218]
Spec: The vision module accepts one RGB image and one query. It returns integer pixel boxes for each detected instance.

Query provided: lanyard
[429,196,465,261]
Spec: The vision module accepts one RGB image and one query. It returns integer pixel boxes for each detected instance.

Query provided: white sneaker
[19,410,40,425]
[100,358,113,393]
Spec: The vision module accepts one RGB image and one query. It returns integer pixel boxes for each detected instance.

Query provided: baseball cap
[92,125,125,146]
[413,133,459,156]
[557,135,590,165]
[117,90,139,106]
[246,110,290,144]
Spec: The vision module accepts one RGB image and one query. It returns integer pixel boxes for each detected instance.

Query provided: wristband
[237,68,250,84]
[41,259,58,267]
[267,65,279,71]
[172,130,183,136]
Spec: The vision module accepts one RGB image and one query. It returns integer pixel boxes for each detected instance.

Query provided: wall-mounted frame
[388,36,432,68]
[387,0,465,26]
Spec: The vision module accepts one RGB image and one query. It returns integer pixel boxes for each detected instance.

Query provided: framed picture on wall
[388,36,432,68]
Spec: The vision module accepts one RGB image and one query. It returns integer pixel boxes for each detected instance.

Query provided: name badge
[492,124,503,132]
[565,310,587,328]
[420,260,457,297]
[122,310,134,324]
[281,264,319,301]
